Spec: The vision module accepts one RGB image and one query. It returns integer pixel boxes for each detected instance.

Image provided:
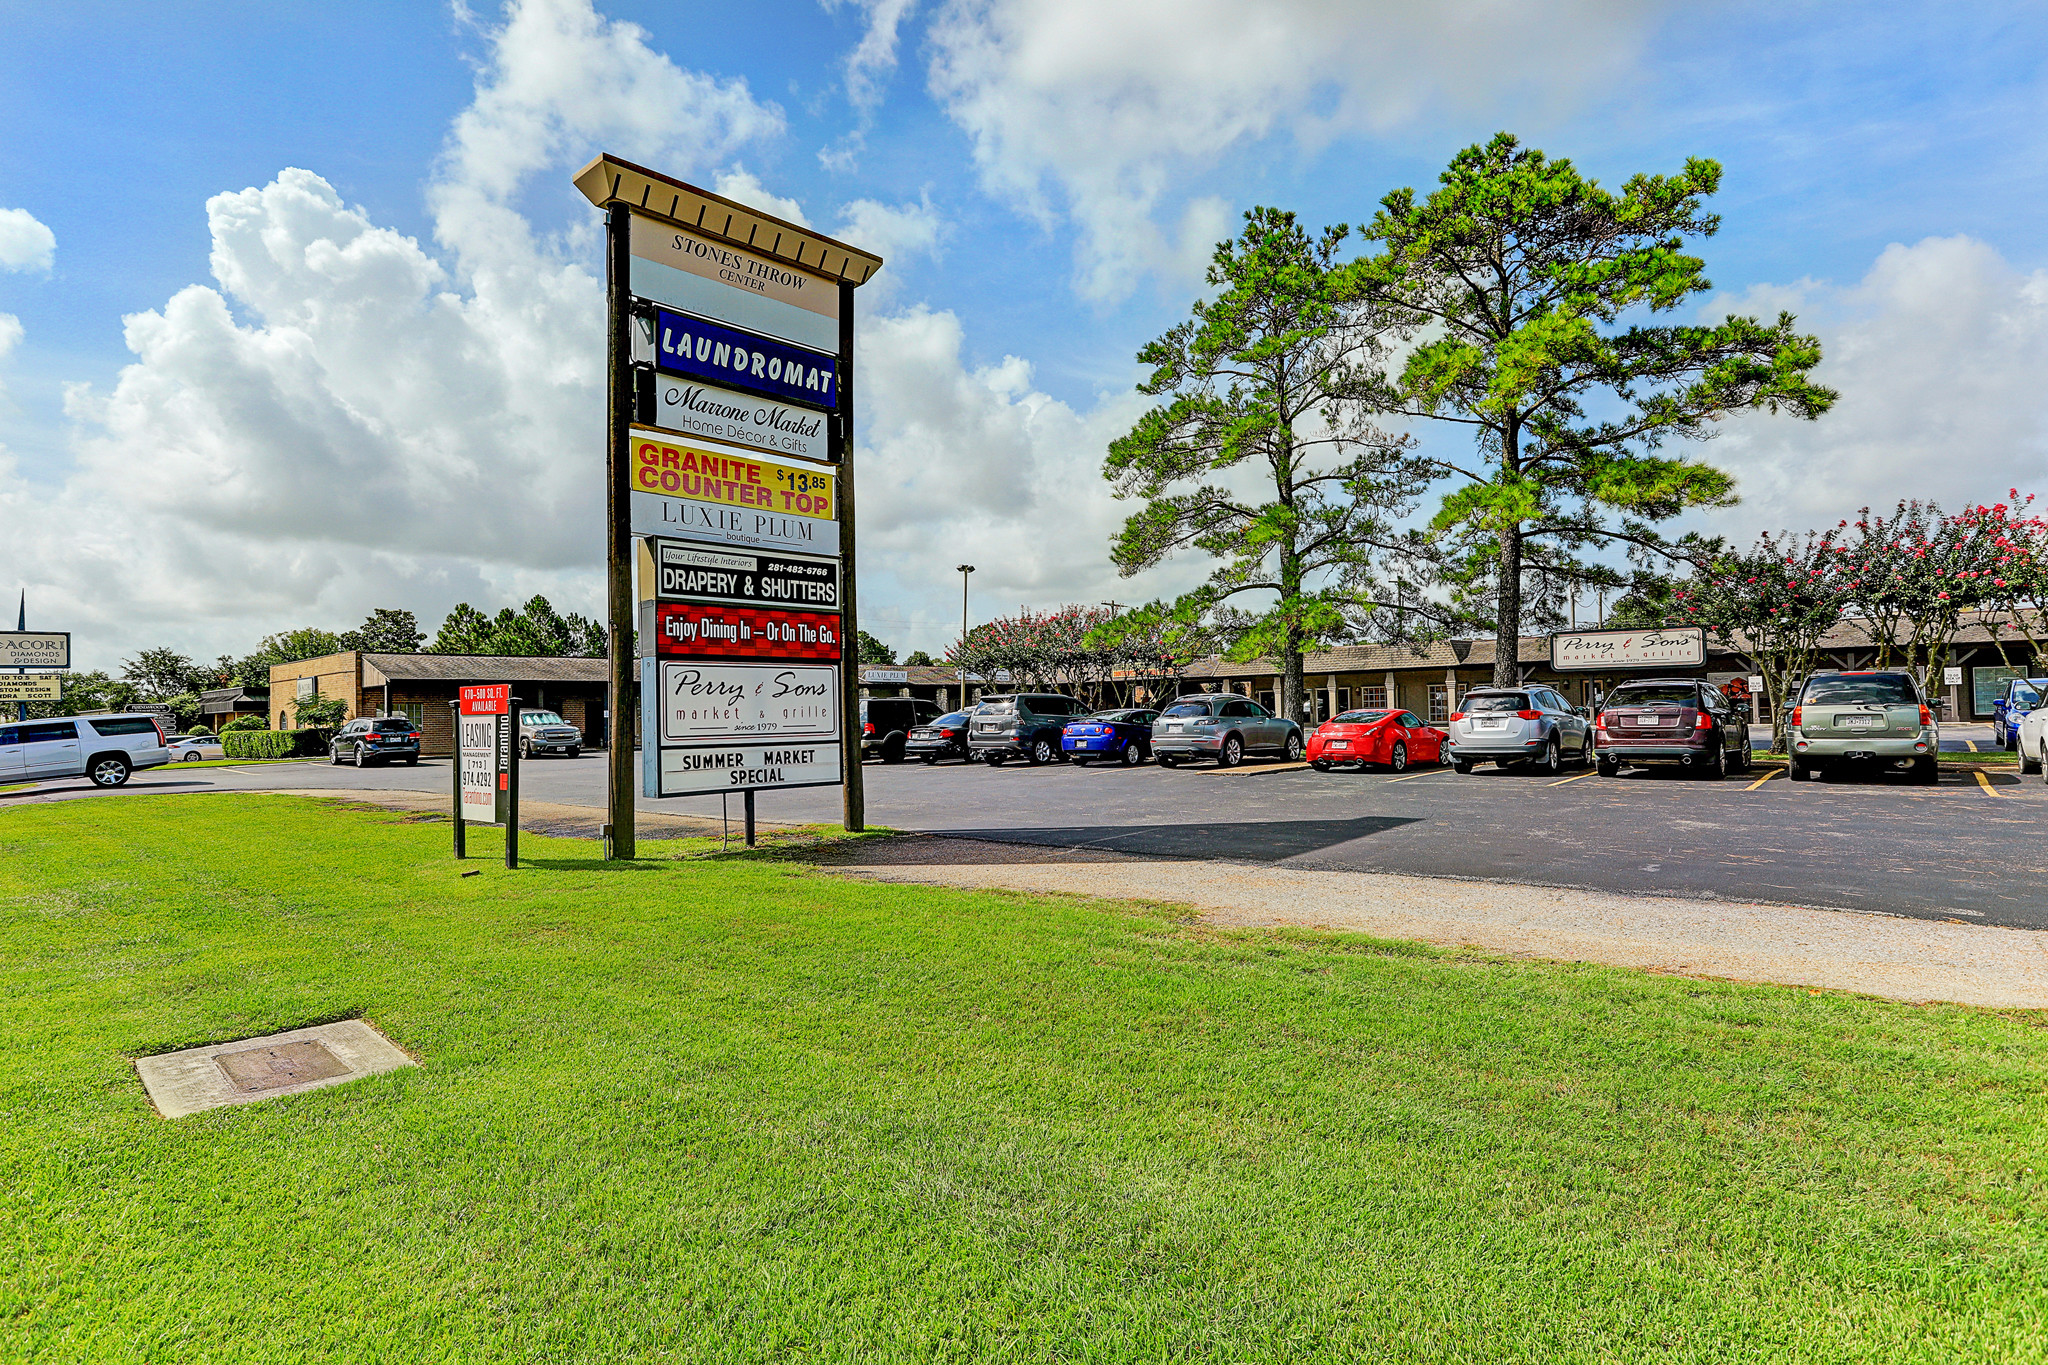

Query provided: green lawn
[2,796,2043,1363]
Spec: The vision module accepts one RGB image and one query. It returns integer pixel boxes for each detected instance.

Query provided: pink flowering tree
[1839,501,2006,695]
[1676,529,1847,750]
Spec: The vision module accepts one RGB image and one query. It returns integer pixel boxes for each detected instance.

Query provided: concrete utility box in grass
[134,1019,415,1119]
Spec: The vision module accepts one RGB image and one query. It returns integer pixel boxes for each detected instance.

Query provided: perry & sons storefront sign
[1550,627,1707,671]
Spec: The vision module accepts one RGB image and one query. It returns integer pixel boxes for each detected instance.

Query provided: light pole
[956,565,975,709]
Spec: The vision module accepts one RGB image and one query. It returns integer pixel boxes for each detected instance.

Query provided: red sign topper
[459,684,511,715]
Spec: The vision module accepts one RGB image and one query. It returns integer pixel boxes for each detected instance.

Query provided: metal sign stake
[448,699,465,859]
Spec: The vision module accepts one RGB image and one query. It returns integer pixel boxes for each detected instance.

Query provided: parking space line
[1200,761,1310,777]
[1965,739,1980,753]
[1546,770,1598,787]
[1744,768,1782,791]
[1386,769,1454,784]
[1973,769,2004,797]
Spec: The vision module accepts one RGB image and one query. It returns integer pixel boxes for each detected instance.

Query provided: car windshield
[521,711,566,726]
[977,698,1016,714]
[1089,710,1142,722]
[373,719,418,733]
[1608,685,1697,706]
[1462,694,1528,713]
[932,713,966,726]
[1161,701,1212,718]
[2012,681,2048,705]
[1332,710,1390,724]
[1802,675,1918,706]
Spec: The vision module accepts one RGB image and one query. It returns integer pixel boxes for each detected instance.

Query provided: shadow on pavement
[933,816,1422,862]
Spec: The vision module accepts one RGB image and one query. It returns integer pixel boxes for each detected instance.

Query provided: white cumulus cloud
[0,206,55,272]
[926,0,1666,300]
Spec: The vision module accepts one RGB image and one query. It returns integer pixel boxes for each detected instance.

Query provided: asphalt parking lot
[12,725,2043,929]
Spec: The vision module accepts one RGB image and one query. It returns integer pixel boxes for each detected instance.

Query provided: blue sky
[2,0,2046,667]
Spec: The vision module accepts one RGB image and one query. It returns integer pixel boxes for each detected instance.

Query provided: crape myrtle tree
[1673,530,1847,752]
[1104,207,1438,725]
[1965,493,2048,671]
[1354,132,1837,687]
[1838,501,2011,696]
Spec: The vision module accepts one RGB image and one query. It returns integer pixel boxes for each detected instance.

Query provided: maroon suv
[1594,679,1754,778]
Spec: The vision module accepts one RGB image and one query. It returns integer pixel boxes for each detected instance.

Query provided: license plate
[1837,715,1880,729]
[1167,723,1183,733]
[1330,740,1349,749]
[1645,716,1672,726]
[1478,719,1505,729]
[976,721,998,731]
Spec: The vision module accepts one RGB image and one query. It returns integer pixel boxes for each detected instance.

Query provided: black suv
[329,717,422,767]
[861,697,943,762]
[968,693,1089,766]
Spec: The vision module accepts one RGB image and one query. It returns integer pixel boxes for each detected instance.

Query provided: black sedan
[1062,708,1160,766]
[905,711,974,764]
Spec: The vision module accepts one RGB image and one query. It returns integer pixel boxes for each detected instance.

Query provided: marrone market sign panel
[652,378,827,463]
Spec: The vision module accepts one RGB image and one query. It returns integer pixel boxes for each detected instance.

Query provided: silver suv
[1150,694,1303,768]
[1446,686,1592,775]
[0,713,172,787]
[518,709,583,759]
[1787,670,1937,783]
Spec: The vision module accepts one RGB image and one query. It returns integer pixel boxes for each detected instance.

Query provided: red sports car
[1306,708,1446,772]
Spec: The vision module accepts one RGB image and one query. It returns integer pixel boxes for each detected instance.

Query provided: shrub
[222,728,332,760]
[221,714,267,733]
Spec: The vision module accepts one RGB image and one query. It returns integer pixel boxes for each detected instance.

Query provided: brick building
[269,652,613,757]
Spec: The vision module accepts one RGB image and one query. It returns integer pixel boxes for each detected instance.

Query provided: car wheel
[2005,727,2017,751]
[330,745,344,766]
[1701,744,1726,780]
[2040,741,2048,784]
[1579,735,1595,767]
[1283,733,1304,762]
[1121,741,1144,766]
[883,738,907,764]
[567,747,580,759]
[88,755,132,788]
[1538,735,1561,776]
[405,757,418,766]
[1388,741,1408,773]
[1453,758,1474,775]
[1030,738,1055,765]
[1789,756,1815,781]
[519,739,531,759]
[179,751,201,762]
[2022,743,2041,775]
[1218,736,1243,768]
[1310,759,1332,772]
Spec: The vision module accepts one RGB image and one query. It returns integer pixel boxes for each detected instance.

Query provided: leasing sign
[1549,627,1707,671]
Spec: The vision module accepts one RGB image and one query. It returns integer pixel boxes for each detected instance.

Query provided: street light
[956,565,975,708]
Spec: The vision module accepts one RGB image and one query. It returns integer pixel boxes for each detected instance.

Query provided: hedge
[222,728,332,760]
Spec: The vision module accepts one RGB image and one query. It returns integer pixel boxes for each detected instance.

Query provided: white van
[0,713,173,787]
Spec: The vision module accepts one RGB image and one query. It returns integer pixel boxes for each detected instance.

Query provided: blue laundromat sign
[652,307,838,413]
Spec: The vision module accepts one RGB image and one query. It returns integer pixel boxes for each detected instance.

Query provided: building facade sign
[0,631,69,669]
[630,214,839,352]
[654,604,842,662]
[653,379,828,463]
[1549,627,1707,671]
[647,659,839,745]
[652,307,837,411]
[643,539,839,609]
[0,675,62,702]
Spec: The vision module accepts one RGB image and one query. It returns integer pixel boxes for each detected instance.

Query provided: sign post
[575,153,882,847]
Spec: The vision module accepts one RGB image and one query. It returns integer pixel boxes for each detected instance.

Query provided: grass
[2,795,2044,1363]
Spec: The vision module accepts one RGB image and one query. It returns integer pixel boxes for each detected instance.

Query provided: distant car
[1444,686,1592,775]
[1786,670,1937,783]
[1593,678,1753,778]
[1988,676,2048,750]
[1062,708,1159,766]
[329,717,422,768]
[905,711,973,764]
[0,713,172,787]
[518,709,583,759]
[862,697,944,762]
[968,693,1089,766]
[2017,696,2048,777]
[169,734,225,762]
[1307,708,1444,772]
[1149,695,1303,769]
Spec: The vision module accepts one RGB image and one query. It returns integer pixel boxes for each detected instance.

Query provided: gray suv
[1446,685,1591,775]
[969,693,1087,766]
[1787,670,1937,783]
[1150,694,1303,768]
[0,713,172,787]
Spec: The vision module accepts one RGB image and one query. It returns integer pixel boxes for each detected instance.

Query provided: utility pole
[956,564,975,710]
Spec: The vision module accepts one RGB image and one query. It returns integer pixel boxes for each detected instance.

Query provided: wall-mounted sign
[642,540,840,610]
[0,631,70,670]
[653,604,841,661]
[630,214,839,352]
[653,379,829,463]
[1549,627,1706,671]
[862,669,908,685]
[629,429,839,554]
[647,739,843,798]
[649,659,839,745]
[652,307,837,411]
[1943,666,1964,687]
[0,675,62,702]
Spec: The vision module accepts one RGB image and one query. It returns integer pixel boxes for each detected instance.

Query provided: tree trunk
[1493,520,1523,688]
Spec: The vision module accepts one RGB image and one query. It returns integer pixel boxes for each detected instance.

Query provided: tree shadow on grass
[513,858,672,873]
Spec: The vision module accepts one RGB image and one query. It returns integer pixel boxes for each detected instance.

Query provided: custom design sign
[654,604,842,661]
[645,540,840,610]
[0,632,69,670]
[630,214,839,352]
[649,659,839,744]
[629,429,839,554]
[1550,627,1707,671]
[652,307,837,411]
[0,675,61,702]
[649,740,842,798]
[654,379,828,463]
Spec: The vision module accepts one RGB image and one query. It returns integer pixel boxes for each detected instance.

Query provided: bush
[221,714,267,733]
[222,728,332,760]
[293,695,349,730]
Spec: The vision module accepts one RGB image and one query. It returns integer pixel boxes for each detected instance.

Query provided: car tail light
[1448,711,1463,723]
[1594,712,1608,730]
[941,728,956,737]
[1694,712,1713,730]
[150,718,166,745]
[1790,706,1802,727]
[1516,709,1541,720]
[1919,704,1932,726]
[862,722,875,736]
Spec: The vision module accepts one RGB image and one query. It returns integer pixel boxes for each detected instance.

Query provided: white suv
[0,713,172,787]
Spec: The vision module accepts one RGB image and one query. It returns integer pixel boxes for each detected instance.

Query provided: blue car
[1990,677,2048,749]
[1061,708,1160,766]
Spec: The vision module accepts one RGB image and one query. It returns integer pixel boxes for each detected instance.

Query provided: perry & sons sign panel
[651,307,837,411]
[640,657,843,796]
[654,604,843,662]
[651,378,828,464]
[629,214,839,353]
[1550,627,1707,671]
[628,428,838,555]
[641,540,841,611]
